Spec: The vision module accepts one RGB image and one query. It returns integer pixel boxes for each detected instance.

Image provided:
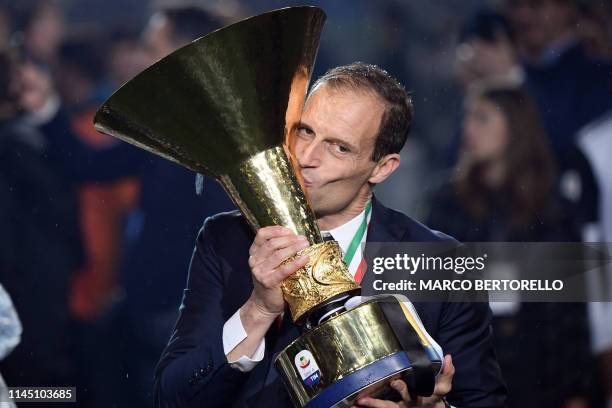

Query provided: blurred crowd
[0,0,610,407]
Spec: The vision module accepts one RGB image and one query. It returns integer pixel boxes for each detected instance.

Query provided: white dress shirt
[222,206,372,372]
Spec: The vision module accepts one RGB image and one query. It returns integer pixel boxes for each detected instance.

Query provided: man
[154,63,507,407]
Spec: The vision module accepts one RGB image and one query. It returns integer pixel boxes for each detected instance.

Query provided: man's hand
[455,31,519,87]
[353,354,455,408]
[246,226,310,317]
[227,226,309,363]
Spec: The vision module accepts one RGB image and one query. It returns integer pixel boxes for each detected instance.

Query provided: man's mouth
[299,172,314,187]
[300,176,317,188]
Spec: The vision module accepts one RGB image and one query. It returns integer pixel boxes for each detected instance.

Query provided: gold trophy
[94,7,441,407]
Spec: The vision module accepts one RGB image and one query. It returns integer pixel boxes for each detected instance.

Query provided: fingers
[254,248,308,287]
[249,226,310,288]
[354,396,398,408]
[254,234,298,256]
[356,356,455,408]
[250,225,302,256]
[271,238,309,263]
[390,379,411,403]
[440,354,455,379]
[251,236,309,271]
[250,226,307,261]
[251,253,309,289]
[251,226,294,249]
[278,255,309,279]
[249,234,301,265]
[356,380,412,408]
[433,354,455,397]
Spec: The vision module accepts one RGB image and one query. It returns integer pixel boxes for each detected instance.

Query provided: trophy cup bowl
[93,7,441,407]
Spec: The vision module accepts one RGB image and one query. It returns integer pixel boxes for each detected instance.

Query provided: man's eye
[297,126,314,137]
[335,144,351,154]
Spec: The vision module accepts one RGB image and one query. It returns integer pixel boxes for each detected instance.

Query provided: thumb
[441,354,455,378]
[432,354,455,397]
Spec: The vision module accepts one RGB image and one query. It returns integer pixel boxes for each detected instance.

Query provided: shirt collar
[321,203,371,255]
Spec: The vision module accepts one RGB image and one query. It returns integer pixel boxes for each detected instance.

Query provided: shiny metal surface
[281,240,359,322]
[93,7,362,322]
[225,146,321,243]
[275,300,405,407]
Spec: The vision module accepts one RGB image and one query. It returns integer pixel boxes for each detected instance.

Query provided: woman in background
[428,86,592,408]
[430,86,565,241]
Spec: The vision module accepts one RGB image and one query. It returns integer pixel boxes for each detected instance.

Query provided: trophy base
[274,297,442,408]
[305,351,414,408]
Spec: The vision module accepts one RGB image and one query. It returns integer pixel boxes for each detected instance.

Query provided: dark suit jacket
[154,197,508,407]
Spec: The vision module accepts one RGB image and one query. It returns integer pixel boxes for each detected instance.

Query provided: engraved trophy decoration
[93,7,442,408]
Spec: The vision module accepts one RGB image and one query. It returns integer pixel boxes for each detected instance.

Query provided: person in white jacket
[579,110,612,408]
[0,283,22,408]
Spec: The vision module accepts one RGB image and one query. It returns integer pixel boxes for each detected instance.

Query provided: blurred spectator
[577,0,612,62]
[430,86,567,240]
[52,32,143,324]
[12,0,65,66]
[31,28,140,408]
[143,4,223,61]
[504,0,612,161]
[19,32,144,183]
[13,45,145,184]
[427,86,593,408]
[0,283,21,408]
[6,27,141,407]
[578,109,612,260]
[0,49,82,391]
[105,28,150,88]
[446,9,521,167]
[578,110,612,408]
[450,3,604,236]
[455,10,522,89]
[56,31,111,113]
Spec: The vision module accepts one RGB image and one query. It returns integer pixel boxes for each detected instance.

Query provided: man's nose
[297,138,322,168]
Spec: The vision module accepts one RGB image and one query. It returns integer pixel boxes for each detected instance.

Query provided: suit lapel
[367,196,410,243]
[362,196,414,289]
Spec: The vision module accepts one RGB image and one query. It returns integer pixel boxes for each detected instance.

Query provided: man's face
[463,97,509,162]
[289,85,386,218]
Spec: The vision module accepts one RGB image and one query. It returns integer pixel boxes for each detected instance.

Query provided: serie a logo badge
[294,350,321,387]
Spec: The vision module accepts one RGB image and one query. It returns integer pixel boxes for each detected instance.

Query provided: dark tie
[322,232,334,242]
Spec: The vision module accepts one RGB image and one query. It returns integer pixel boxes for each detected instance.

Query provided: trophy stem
[221,146,322,244]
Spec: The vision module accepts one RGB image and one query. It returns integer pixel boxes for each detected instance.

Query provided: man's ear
[368,153,400,185]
